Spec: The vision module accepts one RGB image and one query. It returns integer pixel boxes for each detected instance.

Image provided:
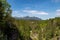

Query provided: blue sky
[7,0,60,19]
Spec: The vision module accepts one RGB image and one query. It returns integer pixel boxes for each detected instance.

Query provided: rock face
[14,16,41,20]
[57,36,60,40]
[50,36,60,40]
[30,31,39,40]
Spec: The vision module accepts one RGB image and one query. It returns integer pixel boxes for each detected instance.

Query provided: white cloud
[23,10,48,15]
[56,9,60,11]
[56,9,60,16]
[52,0,60,2]
[12,10,48,17]
[12,10,24,17]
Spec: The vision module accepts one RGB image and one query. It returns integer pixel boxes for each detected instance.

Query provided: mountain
[14,16,41,20]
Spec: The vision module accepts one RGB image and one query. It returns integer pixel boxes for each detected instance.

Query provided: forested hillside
[0,0,60,40]
[15,17,60,40]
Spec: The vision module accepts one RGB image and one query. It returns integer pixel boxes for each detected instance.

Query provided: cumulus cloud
[56,9,60,16]
[12,10,48,17]
[23,10,48,15]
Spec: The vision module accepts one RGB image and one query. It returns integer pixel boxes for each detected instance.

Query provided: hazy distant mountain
[14,16,41,20]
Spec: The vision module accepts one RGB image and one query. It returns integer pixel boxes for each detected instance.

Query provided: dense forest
[0,0,60,40]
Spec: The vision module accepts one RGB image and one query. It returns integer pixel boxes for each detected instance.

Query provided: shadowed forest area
[0,0,60,40]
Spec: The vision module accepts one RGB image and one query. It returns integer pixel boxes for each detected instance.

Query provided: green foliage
[9,17,60,40]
